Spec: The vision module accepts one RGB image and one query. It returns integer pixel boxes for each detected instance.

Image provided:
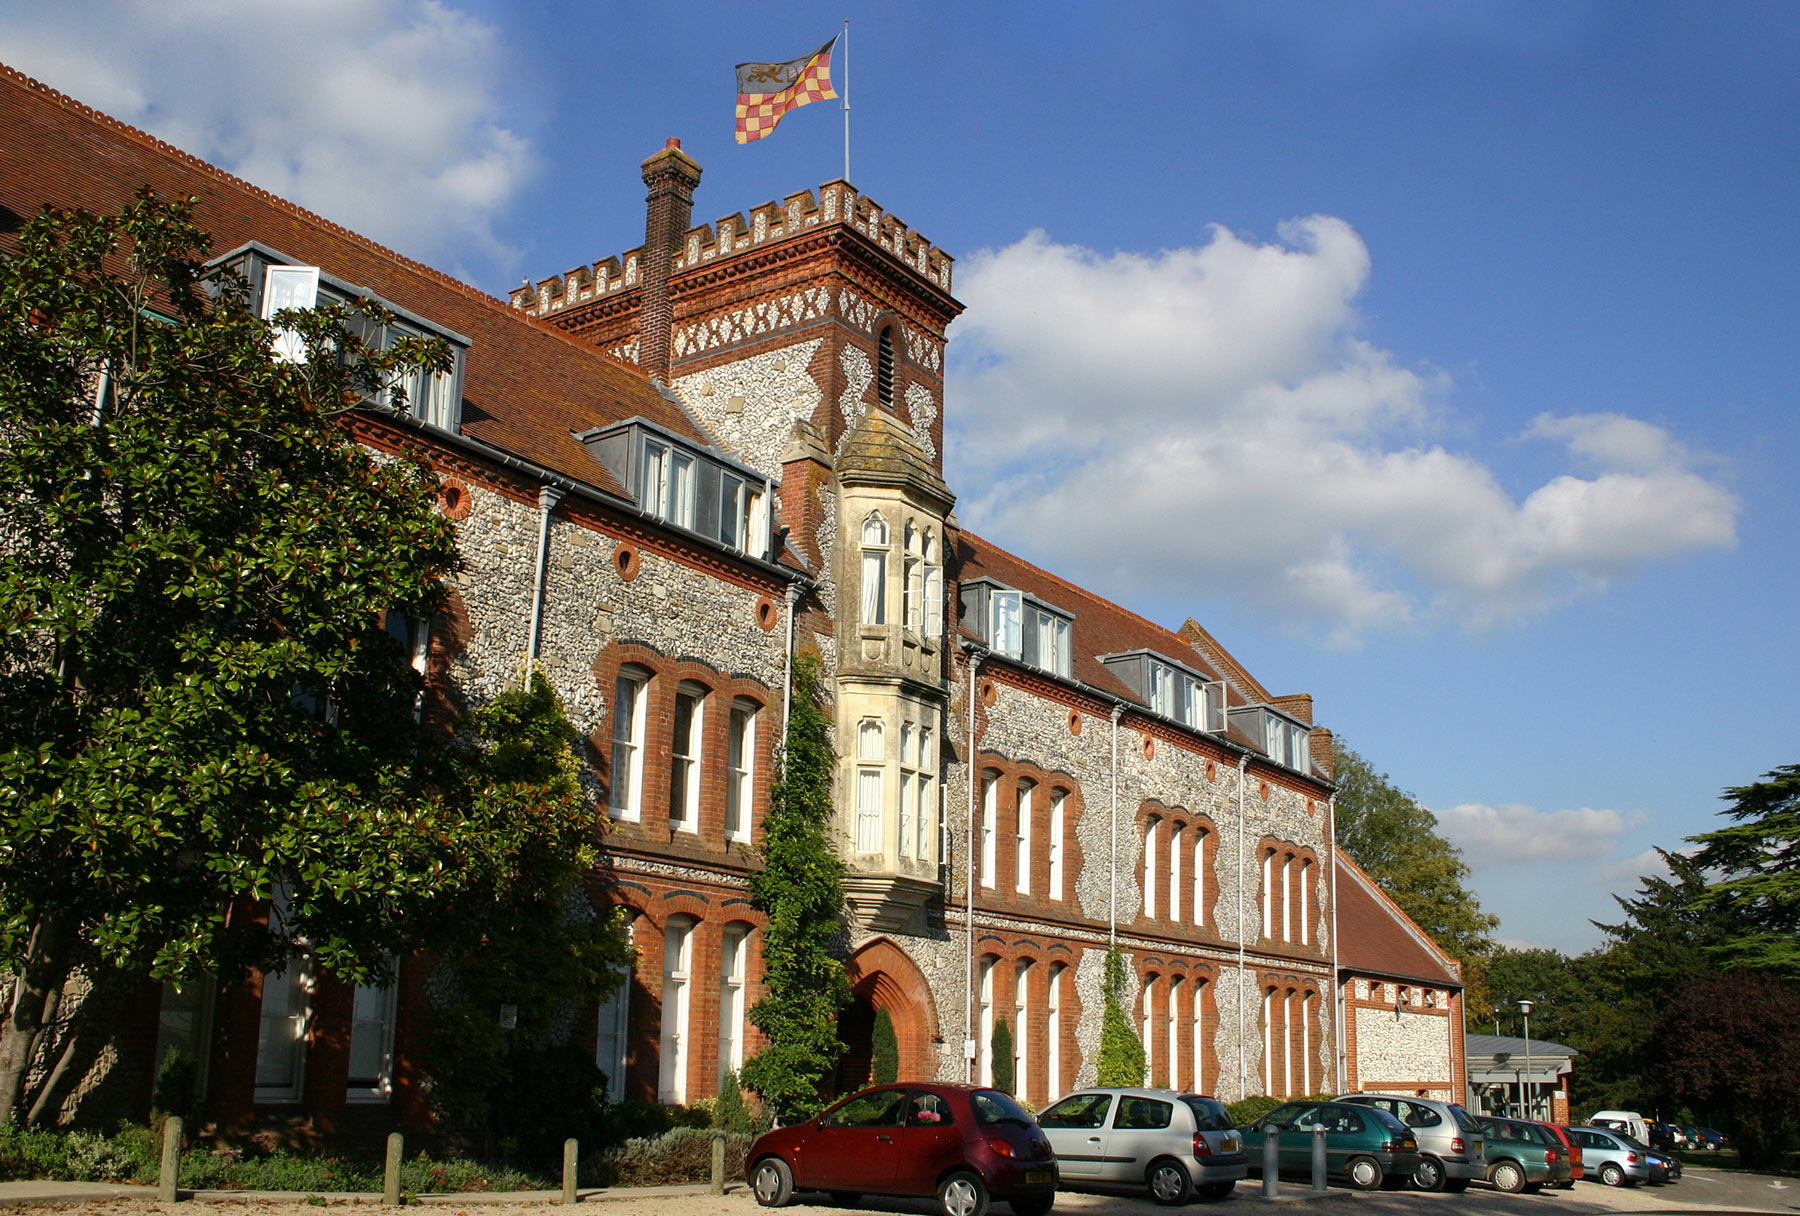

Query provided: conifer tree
[1095,947,1146,1086]
[992,1017,1015,1094]
[871,1007,899,1085]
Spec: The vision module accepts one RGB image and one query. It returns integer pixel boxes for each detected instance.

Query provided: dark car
[1696,1126,1728,1151]
[1241,1099,1420,1190]
[1473,1116,1572,1192]
[748,1083,1058,1216]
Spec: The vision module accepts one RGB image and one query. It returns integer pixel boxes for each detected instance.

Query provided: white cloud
[1435,801,1646,862]
[0,0,531,276]
[1592,847,1674,890]
[945,224,1738,641]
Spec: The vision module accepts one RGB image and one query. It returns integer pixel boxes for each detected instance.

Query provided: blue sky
[8,1,1795,955]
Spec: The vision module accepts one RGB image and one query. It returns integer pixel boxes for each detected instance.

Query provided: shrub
[1095,948,1146,1086]
[1228,1095,1286,1127]
[992,1019,1015,1095]
[586,1127,753,1187]
[871,1009,899,1085]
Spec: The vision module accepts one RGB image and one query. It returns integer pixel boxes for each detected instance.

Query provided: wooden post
[383,1132,403,1205]
[158,1115,182,1203]
[710,1132,726,1195]
[562,1138,579,1204]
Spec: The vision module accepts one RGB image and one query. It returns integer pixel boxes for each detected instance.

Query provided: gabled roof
[0,65,709,503]
[955,531,1276,757]
[1334,851,1463,988]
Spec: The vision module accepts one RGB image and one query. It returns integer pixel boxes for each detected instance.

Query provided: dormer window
[1228,705,1312,772]
[962,579,1074,678]
[576,420,771,559]
[1099,650,1224,732]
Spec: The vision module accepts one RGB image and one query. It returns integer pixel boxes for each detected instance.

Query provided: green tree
[1687,764,1800,977]
[0,192,593,1124]
[741,653,851,1123]
[1652,971,1800,1167]
[991,1017,1015,1095]
[1095,947,1146,1086]
[422,670,631,1156]
[871,1007,899,1085]
[1333,744,1498,965]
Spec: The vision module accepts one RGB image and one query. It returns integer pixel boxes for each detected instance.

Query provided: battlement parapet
[510,180,953,316]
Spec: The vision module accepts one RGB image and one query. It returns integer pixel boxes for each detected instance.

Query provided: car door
[1037,1091,1115,1179]
[1283,1104,1336,1175]
[806,1087,906,1192]
[890,1090,962,1196]
[1102,1094,1177,1184]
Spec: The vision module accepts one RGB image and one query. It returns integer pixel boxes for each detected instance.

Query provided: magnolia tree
[0,192,615,1124]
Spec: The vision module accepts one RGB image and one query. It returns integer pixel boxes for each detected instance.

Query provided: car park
[1473,1116,1573,1193]
[1241,1099,1420,1190]
[1697,1126,1729,1151]
[1567,1124,1654,1187]
[747,1083,1058,1216]
[1588,1110,1650,1144]
[1335,1093,1484,1192]
[1037,1087,1247,1204]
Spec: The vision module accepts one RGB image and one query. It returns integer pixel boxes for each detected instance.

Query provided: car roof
[1059,1086,1217,1100]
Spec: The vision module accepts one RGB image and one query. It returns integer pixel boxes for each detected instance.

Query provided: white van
[1586,1110,1650,1144]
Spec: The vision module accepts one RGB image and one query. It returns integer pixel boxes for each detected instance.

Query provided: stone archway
[842,937,943,1084]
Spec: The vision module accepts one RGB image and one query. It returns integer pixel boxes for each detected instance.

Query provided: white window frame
[726,701,755,842]
[1193,830,1207,926]
[1167,975,1182,1090]
[990,590,1021,658]
[346,957,399,1104]
[1046,964,1064,1102]
[659,916,695,1103]
[977,956,996,1087]
[669,683,704,832]
[262,264,319,364]
[610,669,648,821]
[1261,850,1275,938]
[855,719,885,854]
[1282,855,1293,942]
[979,773,998,888]
[1143,818,1158,920]
[914,726,934,862]
[254,960,311,1104]
[1141,980,1154,1085]
[595,923,634,1104]
[1013,962,1031,1103]
[1299,859,1312,945]
[1192,980,1207,1094]
[719,923,750,1076]
[1014,781,1033,895]
[922,531,943,640]
[1168,824,1183,924]
[860,513,889,625]
[899,722,916,861]
[1047,791,1066,901]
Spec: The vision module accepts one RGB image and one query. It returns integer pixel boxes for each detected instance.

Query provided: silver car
[1037,1087,1249,1205]
[1568,1125,1653,1187]
[1336,1093,1485,1192]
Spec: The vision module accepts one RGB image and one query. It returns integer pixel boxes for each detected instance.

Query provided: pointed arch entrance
[835,937,942,1092]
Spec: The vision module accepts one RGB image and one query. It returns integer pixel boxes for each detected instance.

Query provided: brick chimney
[639,137,702,382]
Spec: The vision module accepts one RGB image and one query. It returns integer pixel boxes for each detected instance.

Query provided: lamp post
[1518,999,1535,1120]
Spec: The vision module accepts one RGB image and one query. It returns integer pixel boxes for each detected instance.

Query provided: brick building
[0,64,1464,1137]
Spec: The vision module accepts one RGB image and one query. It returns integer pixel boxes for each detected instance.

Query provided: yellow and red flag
[735,38,838,144]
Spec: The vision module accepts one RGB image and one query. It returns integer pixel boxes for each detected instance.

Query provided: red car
[1540,1123,1585,1187]
[748,1083,1058,1216]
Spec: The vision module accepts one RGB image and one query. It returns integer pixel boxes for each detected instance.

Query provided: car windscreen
[1181,1097,1234,1131]
[972,1089,1035,1126]
[1449,1104,1480,1132]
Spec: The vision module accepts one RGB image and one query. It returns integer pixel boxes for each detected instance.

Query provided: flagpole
[842,18,850,182]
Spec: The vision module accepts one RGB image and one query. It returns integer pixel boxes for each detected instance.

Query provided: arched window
[726,699,757,842]
[914,724,935,862]
[877,325,896,409]
[855,719,884,853]
[659,915,696,1102]
[1261,849,1275,939]
[1140,973,1156,1085]
[1167,975,1182,1090]
[1014,781,1033,895]
[980,772,998,887]
[610,665,651,821]
[719,922,752,1075]
[1047,790,1066,901]
[1192,978,1208,1094]
[1192,829,1208,926]
[898,721,915,863]
[1168,824,1184,922]
[1143,818,1159,920]
[1298,858,1313,945]
[860,512,889,625]
[978,956,996,1087]
[595,913,636,1102]
[1013,961,1032,1103]
[669,681,706,832]
[1046,964,1065,1102]
[1281,853,1294,942]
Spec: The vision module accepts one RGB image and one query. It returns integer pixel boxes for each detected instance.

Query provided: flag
[735,37,837,145]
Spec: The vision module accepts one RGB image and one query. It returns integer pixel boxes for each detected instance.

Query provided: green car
[1241,1100,1420,1190]
[1474,1116,1574,1192]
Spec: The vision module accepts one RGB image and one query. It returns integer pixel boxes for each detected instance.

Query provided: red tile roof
[1333,851,1462,987]
[0,65,704,501]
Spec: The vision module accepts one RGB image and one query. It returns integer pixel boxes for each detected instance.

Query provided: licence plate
[1223,1135,1240,1152]
[1025,1170,1054,1185]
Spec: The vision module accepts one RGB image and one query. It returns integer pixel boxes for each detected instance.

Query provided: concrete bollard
[158,1115,182,1203]
[562,1138,579,1204]
[1262,1126,1280,1197]
[1312,1126,1329,1192]
[711,1132,726,1195]
[383,1131,403,1205]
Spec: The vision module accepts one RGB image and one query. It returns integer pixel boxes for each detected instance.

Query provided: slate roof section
[1334,851,1463,988]
[0,65,709,504]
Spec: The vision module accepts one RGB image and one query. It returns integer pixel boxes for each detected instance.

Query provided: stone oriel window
[860,511,889,625]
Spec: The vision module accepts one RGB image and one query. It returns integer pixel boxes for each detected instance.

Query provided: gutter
[1237,752,1250,1099]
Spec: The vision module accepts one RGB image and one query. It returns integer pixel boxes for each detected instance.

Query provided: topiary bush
[871,1009,900,1085]
[992,1018,1015,1095]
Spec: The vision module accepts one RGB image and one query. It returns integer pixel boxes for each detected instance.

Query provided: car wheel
[828,1194,862,1208]
[939,1171,990,1216]
[1147,1159,1193,1205]
[1491,1159,1527,1193]
[1443,1177,1471,1193]
[1198,1181,1236,1201]
[751,1157,794,1208]
[1009,1195,1054,1216]
[1347,1157,1383,1191]
[1600,1164,1624,1187]
[1412,1156,1447,1192]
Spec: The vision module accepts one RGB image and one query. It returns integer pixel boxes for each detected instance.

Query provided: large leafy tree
[1332,743,1498,964]
[1686,764,1800,976]
[742,653,851,1123]
[1652,971,1800,1167]
[0,192,594,1124]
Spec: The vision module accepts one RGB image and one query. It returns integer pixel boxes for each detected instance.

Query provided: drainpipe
[1109,704,1124,946]
[524,485,563,681]
[1236,753,1250,1099]
[781,583,801,744]
[964,649,985,1082]
[1329,794,1345,1094]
